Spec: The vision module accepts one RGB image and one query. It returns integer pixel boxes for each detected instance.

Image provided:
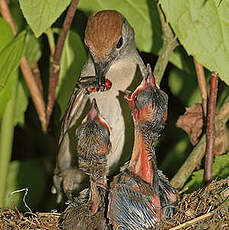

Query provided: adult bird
[53,10,146,203]
[61,99,110,230]
[108,65,178,229]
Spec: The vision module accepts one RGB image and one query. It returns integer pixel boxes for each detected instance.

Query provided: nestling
[108,65,178,229]
[61,99,110,230]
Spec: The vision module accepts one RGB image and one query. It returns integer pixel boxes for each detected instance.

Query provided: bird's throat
[130,130,155,185]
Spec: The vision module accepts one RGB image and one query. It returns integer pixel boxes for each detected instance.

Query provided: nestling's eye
[134,95,140,108]
[116,37,123,49]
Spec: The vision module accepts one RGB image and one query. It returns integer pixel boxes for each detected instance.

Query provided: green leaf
[19,0,71,37]
[14,79,28,126]
[169,46,196,74]
[4,159,46,210]
[9,0,27,33]
[160,0,229,85]
[0,72,17,119]
[0,77,18,206]
[0,18,14,52]
[160,136,190,176]
[24,31,41,68]
[0,31,26,89]
[168,68,202,106]
[184,154,229,192]
[78,0,162,54]
[56,29,87,119]
[0,18,18,119]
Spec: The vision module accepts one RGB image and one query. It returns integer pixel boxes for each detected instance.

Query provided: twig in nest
[205,72,218,185]
[169,198,228,230]
[7,188,33,214]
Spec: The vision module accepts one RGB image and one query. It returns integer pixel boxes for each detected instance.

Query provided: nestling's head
[76,99,111,172]
[125,64,168,133]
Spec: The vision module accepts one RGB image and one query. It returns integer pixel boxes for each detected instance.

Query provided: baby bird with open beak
[61,99,110,230]
[108,65,178,229]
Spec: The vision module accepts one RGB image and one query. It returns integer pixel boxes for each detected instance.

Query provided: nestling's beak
[88,98,100,120]
[144,64,156,89]
[123,90,135,110]
[87,98,111,132]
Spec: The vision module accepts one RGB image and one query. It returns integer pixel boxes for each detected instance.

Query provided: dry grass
[0,177,228,230]
[158,177,229,230]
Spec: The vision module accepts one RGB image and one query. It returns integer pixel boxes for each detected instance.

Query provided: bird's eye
[116,37,123,49]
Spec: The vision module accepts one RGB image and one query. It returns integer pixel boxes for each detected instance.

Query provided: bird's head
[77,99,111,163]
[85,10,135,87]
[125,64,168,133]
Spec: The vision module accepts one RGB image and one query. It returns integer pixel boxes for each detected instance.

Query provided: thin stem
[46,0,80,126]
[46,28,56,57]
[0,0,17,35]
[193,58,208,116]
[20,57,47,131]
[33,63,43,96]
[153,3,178,85]
[171,94,229,189]
[0,0,47,132]
[204,72,218,185]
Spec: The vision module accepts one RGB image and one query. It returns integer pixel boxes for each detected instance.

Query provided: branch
[46,0,80,126]
[0,0,17,35]
[20,57,47,131]
[32,63,43,97]
[204,73,218,185]
[0,0,47,132]
[193,58,208,116]
[171,94,229,189]
[153,3,178,85]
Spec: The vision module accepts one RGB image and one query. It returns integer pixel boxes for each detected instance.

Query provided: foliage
[0,0,228,210]
[19,0,72,37]
[184,154,229,192]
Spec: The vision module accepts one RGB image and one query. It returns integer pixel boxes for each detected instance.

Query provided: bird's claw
[78,76,112,94]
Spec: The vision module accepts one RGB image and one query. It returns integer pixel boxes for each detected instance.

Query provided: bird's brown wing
[59,85,88,145]
[53,85,89,203]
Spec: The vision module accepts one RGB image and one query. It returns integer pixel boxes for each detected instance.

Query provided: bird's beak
[144,64,156,89]
[87,98,111,132]
[94,62,110,87]
[123,90,132,100]
[123,90,135,110]
[88,98,100,121]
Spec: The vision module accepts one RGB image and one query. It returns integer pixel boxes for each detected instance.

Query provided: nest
[0,178,228,230]
[158,177,229,230]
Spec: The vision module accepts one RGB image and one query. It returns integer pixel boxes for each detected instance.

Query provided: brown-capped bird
[61,99,110,230]
[108,65,178,229]
[53,10,146,203]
